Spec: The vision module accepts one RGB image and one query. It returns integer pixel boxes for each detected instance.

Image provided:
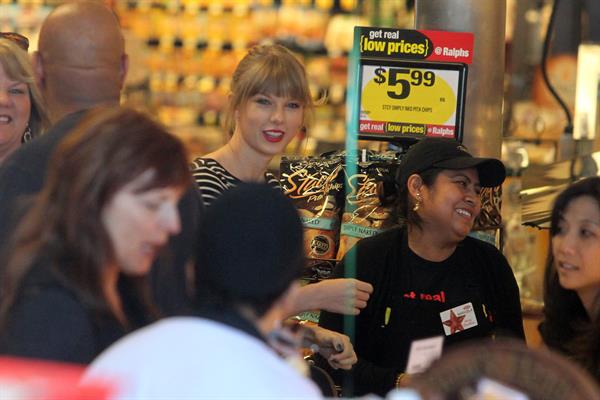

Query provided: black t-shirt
[318,226,525,397]
[375,244,496,373]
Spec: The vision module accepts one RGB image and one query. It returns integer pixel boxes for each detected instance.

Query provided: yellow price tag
[359,62,464,137]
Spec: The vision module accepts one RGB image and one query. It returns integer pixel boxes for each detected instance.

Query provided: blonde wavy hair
[0,38,50,139]
[223,44,315,136]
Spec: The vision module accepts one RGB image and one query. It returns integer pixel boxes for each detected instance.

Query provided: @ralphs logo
[310,236,330,256]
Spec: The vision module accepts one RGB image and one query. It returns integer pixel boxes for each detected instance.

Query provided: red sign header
[422,30,474,64]
[358,27,474,65]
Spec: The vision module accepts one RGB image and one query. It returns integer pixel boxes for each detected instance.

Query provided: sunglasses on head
[0,32,29,51]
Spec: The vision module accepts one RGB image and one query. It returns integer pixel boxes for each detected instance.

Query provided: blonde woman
[0,34,49,164]
[191,44,373,320]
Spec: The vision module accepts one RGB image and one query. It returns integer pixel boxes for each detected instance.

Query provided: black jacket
[0,264,140,364]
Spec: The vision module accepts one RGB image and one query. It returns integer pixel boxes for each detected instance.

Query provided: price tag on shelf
[358,60,466,140]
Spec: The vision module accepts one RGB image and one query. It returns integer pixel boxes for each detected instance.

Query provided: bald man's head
[34,1,127,121]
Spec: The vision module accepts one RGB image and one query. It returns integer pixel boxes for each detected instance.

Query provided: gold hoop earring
[412,194,422,212]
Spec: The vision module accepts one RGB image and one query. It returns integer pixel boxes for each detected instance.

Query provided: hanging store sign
[349,26,473,142]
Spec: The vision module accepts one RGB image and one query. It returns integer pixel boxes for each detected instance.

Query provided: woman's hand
[289,278,373,316]
[314,278,374,315]
[308,325,357,370]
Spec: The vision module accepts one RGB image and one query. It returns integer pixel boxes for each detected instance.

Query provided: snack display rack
[283,149,402,324]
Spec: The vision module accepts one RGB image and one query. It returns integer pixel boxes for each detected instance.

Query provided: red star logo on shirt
[442,310,465,334]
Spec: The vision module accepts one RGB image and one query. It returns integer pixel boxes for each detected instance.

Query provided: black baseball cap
[397,137,506,188]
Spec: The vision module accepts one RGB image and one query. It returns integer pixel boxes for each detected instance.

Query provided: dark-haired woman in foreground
[0,107,191,363]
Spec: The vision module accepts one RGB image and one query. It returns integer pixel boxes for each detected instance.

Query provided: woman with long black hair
[541,176,600,382]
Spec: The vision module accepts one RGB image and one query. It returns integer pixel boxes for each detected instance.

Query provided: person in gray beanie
[86,183,355,398]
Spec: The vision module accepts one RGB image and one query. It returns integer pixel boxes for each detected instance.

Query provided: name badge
[440,302,478,336]
[405,336,444,374]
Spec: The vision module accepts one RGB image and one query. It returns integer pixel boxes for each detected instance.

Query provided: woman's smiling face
[234,93,304,158]
[0,62,30,160]
[418,168,482,243]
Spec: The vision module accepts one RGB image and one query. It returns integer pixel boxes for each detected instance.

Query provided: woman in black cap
[318,137,525,396]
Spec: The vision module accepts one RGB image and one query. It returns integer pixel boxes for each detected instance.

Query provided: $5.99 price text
[360,65,459,126]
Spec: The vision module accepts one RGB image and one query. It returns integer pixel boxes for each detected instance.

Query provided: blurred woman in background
[0,33,49,164]
[541,176,600,382]
[0,107,190,363]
